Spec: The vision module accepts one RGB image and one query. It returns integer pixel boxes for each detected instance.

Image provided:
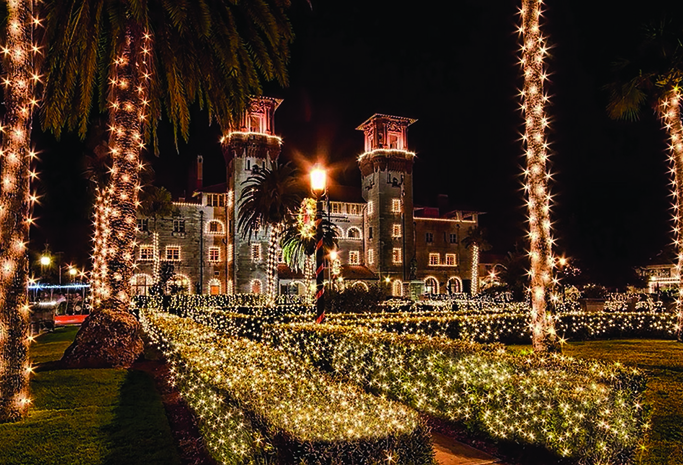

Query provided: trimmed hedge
[267,323,649,465]
[141,309,434,465]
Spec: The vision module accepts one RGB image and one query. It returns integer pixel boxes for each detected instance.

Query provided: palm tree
[606,18,683,341]
[238,162,303,296]
[138,186,175,285]
[40,0,293,311]
[518,0,559,352]
[462,226,491,296]
[0,0,44,422]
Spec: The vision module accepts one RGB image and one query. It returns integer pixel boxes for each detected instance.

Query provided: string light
[658,88,683,341]
[519,0,558,351]
[0,0,40,422]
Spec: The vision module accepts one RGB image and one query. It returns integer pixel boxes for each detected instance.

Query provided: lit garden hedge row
[141,309,435,465]
[326,311,678,344]
[266,323,649,465]
[133,294,311,316]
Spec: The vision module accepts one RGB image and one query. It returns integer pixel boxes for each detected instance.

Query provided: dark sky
[31,0,683,287]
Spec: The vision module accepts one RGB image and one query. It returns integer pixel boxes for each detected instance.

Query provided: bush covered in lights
[267,323,649,465]
[141,309,434,464]
[323,311,678,344]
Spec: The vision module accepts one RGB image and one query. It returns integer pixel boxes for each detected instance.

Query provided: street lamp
[311,166,327,323]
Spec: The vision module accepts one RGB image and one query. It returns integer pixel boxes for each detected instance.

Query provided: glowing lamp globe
[69,268,78,276]
[40,256,51,266]
[310,167,326,194]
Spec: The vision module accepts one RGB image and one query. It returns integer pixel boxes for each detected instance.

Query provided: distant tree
[606,18,683,341]
[238,162,303,296]
[462,227,491,296]
[500,249,528,302]
[138,186,175,283]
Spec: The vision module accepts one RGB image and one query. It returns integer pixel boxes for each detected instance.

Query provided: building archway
[208,279,221,295]
[446,277,462,294]
[424,276,439,295]
[347,227,362,239]
[392,279,403,297]
[352,281,369,291]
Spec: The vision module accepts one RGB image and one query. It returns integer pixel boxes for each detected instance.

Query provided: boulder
[61,310,144,369]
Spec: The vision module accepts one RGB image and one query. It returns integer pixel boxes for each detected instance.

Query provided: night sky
[30,0,683,287]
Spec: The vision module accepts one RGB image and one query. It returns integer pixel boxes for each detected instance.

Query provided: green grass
[0,327,180,465]
[510,339,683,465]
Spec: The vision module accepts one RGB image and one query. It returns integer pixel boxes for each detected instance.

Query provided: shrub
[267,323,649,465]
[324,284,387,313]
[141,309,434,464]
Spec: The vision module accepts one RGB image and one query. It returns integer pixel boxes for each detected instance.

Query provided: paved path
[433,432,503,465]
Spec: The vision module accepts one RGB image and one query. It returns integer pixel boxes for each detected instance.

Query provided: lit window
[349,251,360,265]
[368,249,374,265]
[251,243,261,262]
[173,219,185,233]
[392,248,402,264]
[251,279,262,294]
[131,274,152,296]
[137,218,149,232]
[347,227,361,239]
[426,232,433,243]
[209,279,221,295]
[249,114,264,133]
[208,247,220,262]
[429,253,440,266]
[391,198,401,213]
[166,246,180,261]
[207,194,225,207]
[367,201,374,215]
[388,133,400,149]
[349,204,361,215]
[445,254,457,266]
[331,203,342,214]
[450,233,458,244]
[392,224,401,238]
[425,277,438,294]
[139,245,154,261]
[392,280,403,297]
[207,220,224,234]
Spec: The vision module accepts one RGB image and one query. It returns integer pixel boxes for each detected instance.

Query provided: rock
[61,310,144,369]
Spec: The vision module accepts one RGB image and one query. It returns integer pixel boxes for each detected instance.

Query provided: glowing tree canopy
[519,0,559,352]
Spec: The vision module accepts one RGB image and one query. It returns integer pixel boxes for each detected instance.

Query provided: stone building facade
[132,97,480,297]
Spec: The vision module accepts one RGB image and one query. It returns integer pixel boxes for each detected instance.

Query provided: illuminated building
[133,98,480,296]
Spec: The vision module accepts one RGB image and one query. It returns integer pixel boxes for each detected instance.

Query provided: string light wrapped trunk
[99,27,151,311]
[659,88,683,342]
[519,0,558,352]
[0,0,39,422]
[471,244,479,295]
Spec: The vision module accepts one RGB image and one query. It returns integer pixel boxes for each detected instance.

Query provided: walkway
[433,432,503,465]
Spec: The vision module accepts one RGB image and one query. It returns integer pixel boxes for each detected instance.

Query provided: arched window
[207,220,224,234]
[447,277,462,294]
[251,279,262,294]
[347,227,362,239]
[167,275,191,294]
[392,280,403,297]
[424,277,439,295]
[209,279,221,295]
[352,281,369,291]
[131,274,152,296]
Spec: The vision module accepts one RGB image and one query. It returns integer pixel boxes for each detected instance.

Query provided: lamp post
[310,166,327,323]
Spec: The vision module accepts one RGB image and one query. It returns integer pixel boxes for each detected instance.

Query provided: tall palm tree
[462,226,491,296]
[238,162,303,296]
[0,0,43,423]
[519,0,559,352]
[606,18,683,341]
[40,0,293,311]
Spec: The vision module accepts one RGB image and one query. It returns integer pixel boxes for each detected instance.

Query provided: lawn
[510,339,683,465]
[0,326,180,465]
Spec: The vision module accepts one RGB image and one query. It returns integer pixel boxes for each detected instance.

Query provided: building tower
[222,96,283,294]
[357,114,417,293]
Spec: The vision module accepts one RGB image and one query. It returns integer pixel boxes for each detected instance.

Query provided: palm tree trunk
[100,26,151,311]
[0,0,37,422]
[91,185,111,307]
[520,0,558,352]
[267,224,282,297]
[659,89,683,342]
[471,244,479,295]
